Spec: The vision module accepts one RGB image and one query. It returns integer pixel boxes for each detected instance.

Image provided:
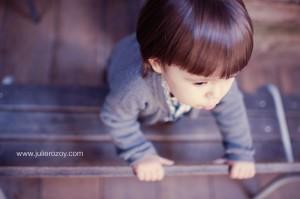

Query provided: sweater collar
[144,72,169,114]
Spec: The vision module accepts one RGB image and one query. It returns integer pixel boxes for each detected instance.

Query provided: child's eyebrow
[184,76,216,81]
[184,74,237,81]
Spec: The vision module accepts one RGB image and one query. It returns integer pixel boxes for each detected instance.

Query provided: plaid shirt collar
[161,78,192,121]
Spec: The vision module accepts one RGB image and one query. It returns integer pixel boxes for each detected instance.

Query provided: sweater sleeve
[99,87,158,165]
[211,80,255,162]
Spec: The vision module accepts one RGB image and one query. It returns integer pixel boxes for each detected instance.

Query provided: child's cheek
[218,79,235,100]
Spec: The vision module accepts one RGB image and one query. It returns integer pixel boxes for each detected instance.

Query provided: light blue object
[266,84,295,163]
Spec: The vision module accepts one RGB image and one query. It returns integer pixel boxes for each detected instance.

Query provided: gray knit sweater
[100,34,255,164]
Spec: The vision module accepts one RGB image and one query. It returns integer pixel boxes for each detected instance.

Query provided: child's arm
[100,86,174,181]
[100,88,157,164]
[211,80,255,179]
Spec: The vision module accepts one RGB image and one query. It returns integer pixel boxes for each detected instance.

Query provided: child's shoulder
[107,33,142,80]
[108,33,140,71]
[106,34,153,103]
[105,75,151,109]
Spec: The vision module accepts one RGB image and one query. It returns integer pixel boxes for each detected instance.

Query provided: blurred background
[0,0,299,94]
[0,0,299,199]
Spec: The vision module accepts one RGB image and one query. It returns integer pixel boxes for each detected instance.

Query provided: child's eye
[194,82,207,86]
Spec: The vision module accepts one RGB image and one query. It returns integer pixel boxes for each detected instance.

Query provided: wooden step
[2,140,296,166]
[0,85,299,173]
[1,163,300,177]
[0,85,299,142]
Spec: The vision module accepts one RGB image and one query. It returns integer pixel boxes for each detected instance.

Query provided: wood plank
[0,110,286,142]
[277,178,300,199]
[0,140,291,167]
[102,0,133,44]
[2,84,293,112]
[256,174,282,199]
[158,176,211,199]
[125,0,143,33]
[287,117,300,136]
[95,0,143,84]
[103,177,158,199]
[0,141,223,166]
[0,177,40,199]
[211,176,251,199]
[0,0,6,75]
[0,0,5,28]
[41,178,101,199]
[1,163,300,177]
[0,87,280,116]
[0,85,107,108]
[240,0,300,93]
[280,65,300,95]
[239,62,280,94]
[52,0,104,86]
[0,0,56,85]
[0,141,122,166]
[292,141,300,161]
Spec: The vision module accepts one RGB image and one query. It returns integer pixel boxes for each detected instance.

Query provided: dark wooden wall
[0,0,299,94]
[241,0,300,94]
[0,0,143,86]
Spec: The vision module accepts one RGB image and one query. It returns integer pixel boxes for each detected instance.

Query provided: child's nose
[205,91,215,100]
[205,84,220,100]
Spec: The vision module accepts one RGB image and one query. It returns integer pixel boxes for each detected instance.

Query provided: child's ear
[148,58,163,74]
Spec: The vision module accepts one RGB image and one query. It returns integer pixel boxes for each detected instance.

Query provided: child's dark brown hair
[136,0,253,78]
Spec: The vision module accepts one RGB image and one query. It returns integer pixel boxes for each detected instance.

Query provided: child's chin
[204,105,216,110]
[198,105,216,110]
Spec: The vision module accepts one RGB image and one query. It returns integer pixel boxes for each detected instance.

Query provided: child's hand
[131,154,174,182]
[213,158,256,179]
[228,161,255,179]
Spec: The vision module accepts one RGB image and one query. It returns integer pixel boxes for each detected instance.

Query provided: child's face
[150,60,235,110]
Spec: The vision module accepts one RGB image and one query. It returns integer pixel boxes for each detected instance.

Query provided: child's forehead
[168,64,235,80]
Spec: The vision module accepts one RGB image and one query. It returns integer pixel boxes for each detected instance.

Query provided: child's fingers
[153,169,162,181]
[239,169,249,179]
[250,168,256,177]
[213,158,227,164]
[244,168,254,178]
[245,167,255,178]
[137,170,145,181]
[230,166,254,179]
[144,170,152,181]
[158,157,174,165]
[136,167,164,182]
[230,164,242,179]
[148,167,164,181]
[156,166,165,180]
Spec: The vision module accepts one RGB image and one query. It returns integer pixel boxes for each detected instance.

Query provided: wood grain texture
[0,0,6,74]
[41,178,101,199]
[0,0,299,92]
[0,177,40,199]
[210,176,250,199]
[51,0,102,86]
[256,174,282,199]
[158,176,211,199]
[0,1,299,198]
[0,0,56,84]
[240,0,300,93]
[103,177,158,199]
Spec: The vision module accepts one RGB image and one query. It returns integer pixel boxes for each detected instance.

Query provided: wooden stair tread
[0,85,299,111]
[1,140,298,166]
[1,163,300,177]
[0,85,299,173]
[0,110,292,141]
